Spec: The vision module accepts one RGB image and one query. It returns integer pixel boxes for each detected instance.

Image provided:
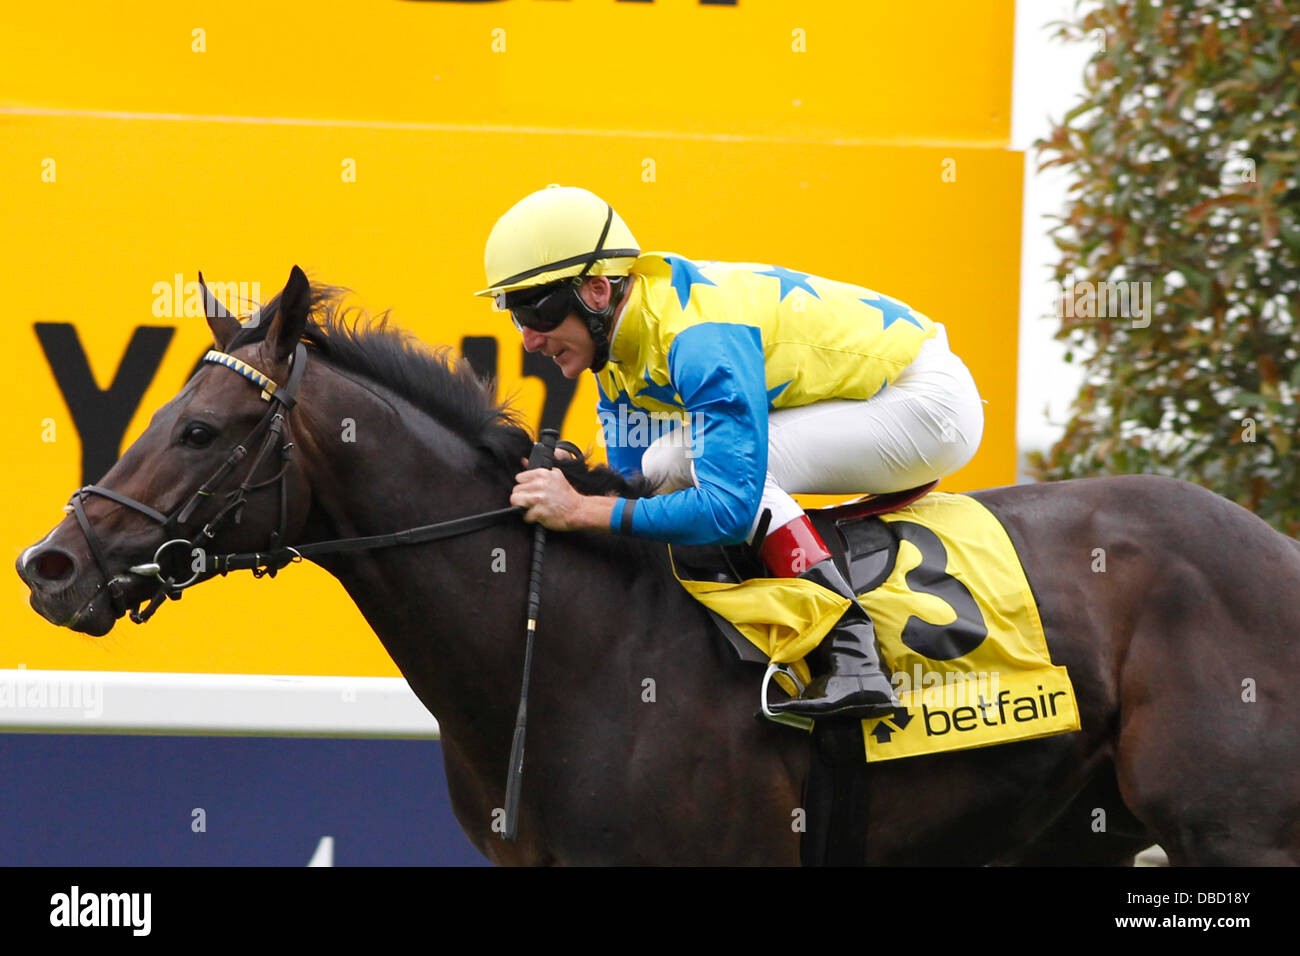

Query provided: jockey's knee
[923,441,977,484]
[642,436,695,493]
[929,402,984,476]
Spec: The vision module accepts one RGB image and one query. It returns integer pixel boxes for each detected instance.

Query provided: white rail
[0,669,440,737]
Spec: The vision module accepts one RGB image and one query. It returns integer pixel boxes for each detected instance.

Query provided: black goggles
[498,282,574,333]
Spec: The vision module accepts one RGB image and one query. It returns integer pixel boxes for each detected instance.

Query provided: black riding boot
[767,559,901,720]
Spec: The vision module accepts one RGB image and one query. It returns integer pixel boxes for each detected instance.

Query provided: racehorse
[17,267,1300,865]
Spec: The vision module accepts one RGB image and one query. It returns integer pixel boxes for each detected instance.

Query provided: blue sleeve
[612,323,768,545]
[595,378,647,478]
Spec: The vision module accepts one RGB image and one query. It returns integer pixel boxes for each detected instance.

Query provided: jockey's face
[519,314,594,379]
[517,277,618,379]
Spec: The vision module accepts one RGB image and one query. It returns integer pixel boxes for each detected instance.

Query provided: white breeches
[640,325,985,537]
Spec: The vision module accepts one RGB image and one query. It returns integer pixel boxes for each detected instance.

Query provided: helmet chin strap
[574,275,626,373]
[566,202,626,374]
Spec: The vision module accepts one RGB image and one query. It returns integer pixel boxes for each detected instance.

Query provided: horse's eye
[181,423,216,448]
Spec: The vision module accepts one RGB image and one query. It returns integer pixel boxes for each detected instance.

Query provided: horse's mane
[231,282,654,498]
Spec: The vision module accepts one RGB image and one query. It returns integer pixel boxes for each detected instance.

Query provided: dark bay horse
[17,267,1300,865]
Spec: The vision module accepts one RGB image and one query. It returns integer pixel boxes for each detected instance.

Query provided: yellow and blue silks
[599,253,937,545]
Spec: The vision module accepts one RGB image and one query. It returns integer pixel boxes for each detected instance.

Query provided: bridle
[66,342,310,623]
[65,340,528,625]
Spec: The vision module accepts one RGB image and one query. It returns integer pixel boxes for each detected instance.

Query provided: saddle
[671,481,936,668]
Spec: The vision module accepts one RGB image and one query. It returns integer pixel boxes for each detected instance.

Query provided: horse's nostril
[33,549,75,582]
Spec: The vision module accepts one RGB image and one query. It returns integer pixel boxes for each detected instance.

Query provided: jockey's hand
[512,466,585,531]
[517,446,575,468]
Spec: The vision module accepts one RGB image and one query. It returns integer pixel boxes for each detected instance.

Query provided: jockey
[480,185,984,720]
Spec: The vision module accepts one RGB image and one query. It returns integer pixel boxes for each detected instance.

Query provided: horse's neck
[292,367,531,728]
[289,364,711,805]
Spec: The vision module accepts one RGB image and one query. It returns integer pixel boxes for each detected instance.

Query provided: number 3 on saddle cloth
[669,486,1082,763]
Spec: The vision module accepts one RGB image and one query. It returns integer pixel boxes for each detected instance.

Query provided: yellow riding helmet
[475,185,640,299]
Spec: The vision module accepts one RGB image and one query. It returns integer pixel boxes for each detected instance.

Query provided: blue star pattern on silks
[640,369,683,408]
[664,255,716,310]
[861,293,925,331]
[767,380,791,407]
[754,266,820,301]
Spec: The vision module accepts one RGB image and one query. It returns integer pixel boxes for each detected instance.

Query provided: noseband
[67,343,309,623]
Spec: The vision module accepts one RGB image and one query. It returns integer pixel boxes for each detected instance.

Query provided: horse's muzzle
[16,535,158,636]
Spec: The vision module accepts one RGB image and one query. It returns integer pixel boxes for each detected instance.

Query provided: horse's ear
[200,271,241,349]
[267,265,311,363]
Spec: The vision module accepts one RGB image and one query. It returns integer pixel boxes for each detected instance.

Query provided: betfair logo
[922,687,1068,737]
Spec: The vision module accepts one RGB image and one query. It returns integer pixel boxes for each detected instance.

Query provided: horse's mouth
[65,584,122,636]
[28,572,158,637]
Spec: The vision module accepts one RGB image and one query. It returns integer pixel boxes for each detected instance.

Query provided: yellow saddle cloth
[673,492,1081,762]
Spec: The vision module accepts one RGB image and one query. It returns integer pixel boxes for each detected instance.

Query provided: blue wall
[0,734,489,866]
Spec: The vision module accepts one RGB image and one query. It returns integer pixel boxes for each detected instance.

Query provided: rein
[66,341,525,624]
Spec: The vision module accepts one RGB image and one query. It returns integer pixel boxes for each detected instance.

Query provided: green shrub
[1029,0,1300,533]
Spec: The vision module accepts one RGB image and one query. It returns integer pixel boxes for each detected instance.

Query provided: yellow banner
[1,1,1021,678]
[1,1,1015,145]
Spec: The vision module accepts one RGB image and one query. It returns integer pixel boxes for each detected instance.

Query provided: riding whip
[503,427,559,841]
